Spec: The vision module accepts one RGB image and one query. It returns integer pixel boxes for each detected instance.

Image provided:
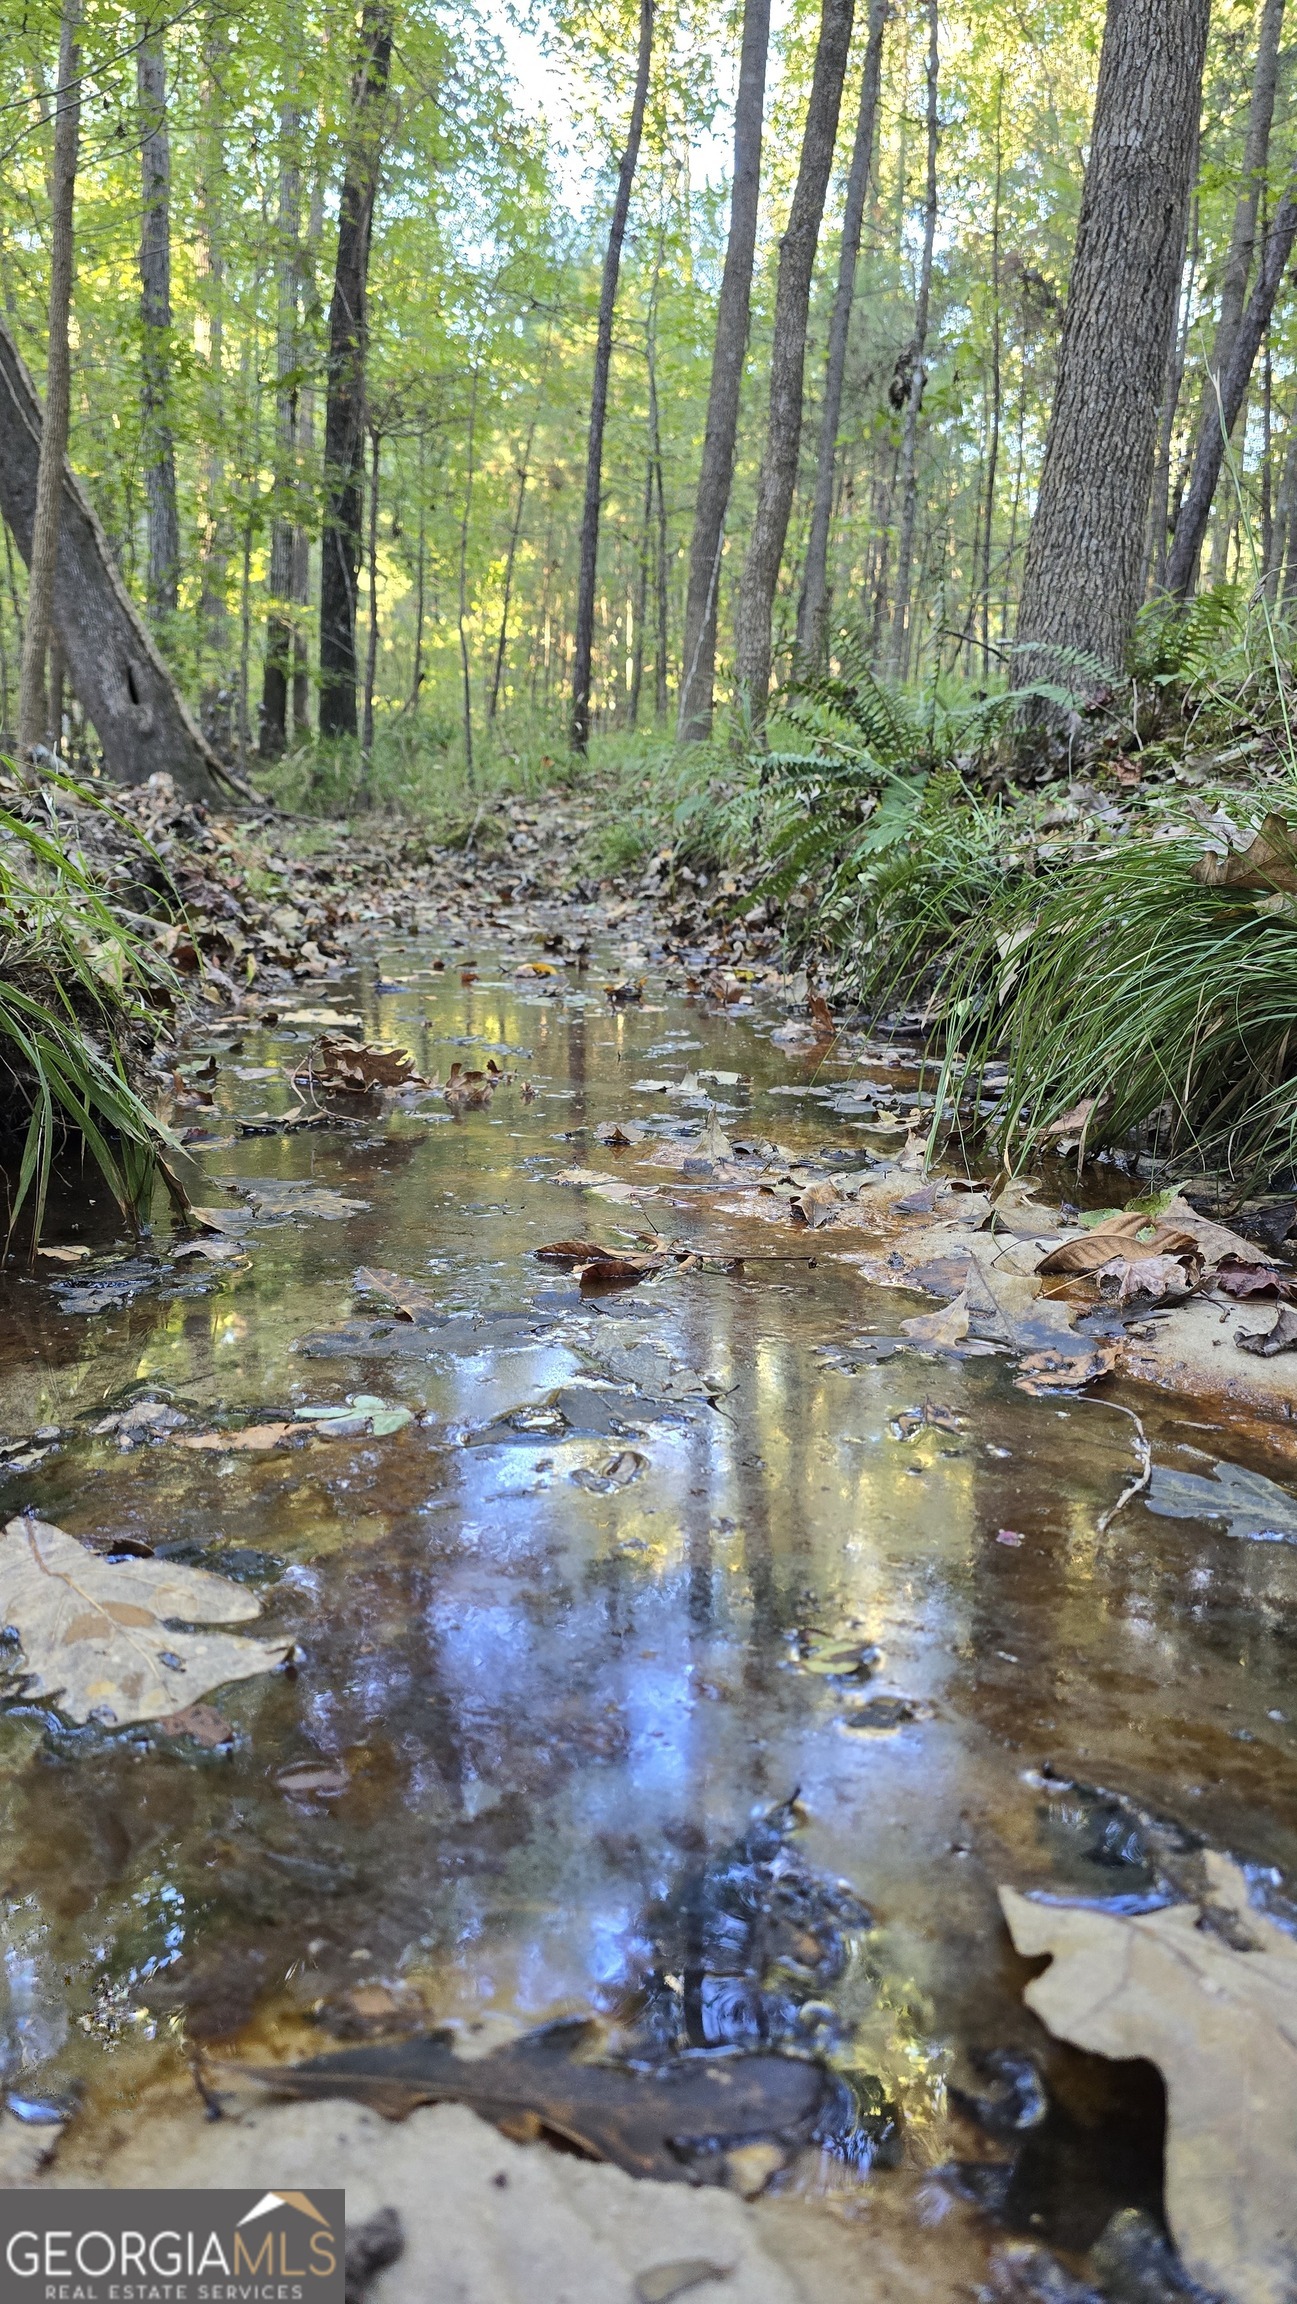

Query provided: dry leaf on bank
[1000,1855,1297,2304]
[0,1516,290,1727]
[1037,1211,1200,1280]
[1236,1305,1297,1357]
[1097,1251,1195,1306]
[1192,811,1297,896]
[1212,1255,1295,1300]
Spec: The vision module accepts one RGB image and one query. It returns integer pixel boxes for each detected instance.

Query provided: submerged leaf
[1000,1854,1297,2304]
[0,1516,289,1727]
[1144,1459,1297,1543]
[1236,1306,1297,1357]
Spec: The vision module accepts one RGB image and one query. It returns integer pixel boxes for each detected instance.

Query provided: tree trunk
[1184,0,1285,589]
[196,9,230,745]
[261,81,302,760]
[734,0,856,728]
[489,355,546,722]
[570,0,655,754]
[1166,182,1297,597]
[458,363,479,782]
[19,0,80,756]
[293,158,326,740]
[319,0,392,740]
[0,316,228,797]
[677,0,772,739]
[1016,0,1210,683]
[362,423,380,764]
[979,74,1004,675]
[796,0,888,667]
[1148,193,1197,592]
[138,16,179,624]
[888,0,939,679]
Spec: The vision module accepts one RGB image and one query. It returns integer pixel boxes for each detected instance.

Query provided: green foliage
[1128,585,1245,686]
[0,782,179,1245]
[935,840,1297,1187]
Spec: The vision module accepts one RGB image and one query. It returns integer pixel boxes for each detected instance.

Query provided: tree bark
[677,0,772,740]
[796,0,888,667]
[293,158,326,739]
[570,0,654,754]
[1166,183,1297,597]
[137,16,179,624]
[319,0,392,741]
[196,8,230,744]
[19,0,80,755]
[734,0,856,728]
[1185,0,1285,588]
[261,80,302,760]
[1015,0,1211,683]
[362,423,380,764]
[887,0,938,679]
[0,316,227,796]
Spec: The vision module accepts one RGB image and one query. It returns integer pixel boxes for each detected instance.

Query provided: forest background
[1,0,1288,806]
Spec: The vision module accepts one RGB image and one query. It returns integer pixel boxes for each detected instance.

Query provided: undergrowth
[0,776,180,1245]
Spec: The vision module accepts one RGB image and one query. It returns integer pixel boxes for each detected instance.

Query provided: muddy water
[1,926,1296,2248]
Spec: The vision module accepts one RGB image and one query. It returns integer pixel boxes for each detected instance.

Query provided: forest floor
[0,774,1293,2304]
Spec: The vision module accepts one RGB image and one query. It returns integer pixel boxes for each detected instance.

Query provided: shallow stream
[1,913,1295,2258]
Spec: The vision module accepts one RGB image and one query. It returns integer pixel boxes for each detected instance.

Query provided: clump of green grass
[934,839,1297,1186]
[0,779,180,1245]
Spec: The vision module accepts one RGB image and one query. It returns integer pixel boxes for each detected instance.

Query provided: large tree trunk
[569,0,655,755]
[676,0,772,741]
[18,0,80,755]
[1015,0,1211,683]
[887,0,938,679]
[137,17,179,624]
[1166,183,1297,597]
[733,0,856,729]
[796,0,888,668]
[261,81,302,761]
[319,1,392,742]
[1175,0,1285,592]
[196,8,230,746]
[0,315,228,799]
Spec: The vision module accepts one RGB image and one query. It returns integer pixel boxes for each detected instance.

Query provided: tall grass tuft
[0,784,180,1246]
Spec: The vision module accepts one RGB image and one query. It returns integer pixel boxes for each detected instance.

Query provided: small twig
[1076,1394,1152,1532]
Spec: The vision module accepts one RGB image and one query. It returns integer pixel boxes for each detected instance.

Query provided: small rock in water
[344,2207,404,2304]
[841,1696,917,1731]
[1088,2208,1218,2304]
[634,2264,731,2304]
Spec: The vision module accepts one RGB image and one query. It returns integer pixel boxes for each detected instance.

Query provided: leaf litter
[1000,1851,1297,2304]
[0,1516,290,1727]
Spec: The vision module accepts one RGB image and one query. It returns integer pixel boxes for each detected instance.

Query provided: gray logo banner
[0,2190,345,2304]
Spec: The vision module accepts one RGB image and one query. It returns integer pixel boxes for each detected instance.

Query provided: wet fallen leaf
[1000,1851,1297,2304]
[1144,1459,1297,1543]
[36,1245,91,1265]
[181,1423,303,1452]
[444,1062,497,1110]
[172,1237,248,1265]
[808,990,834,1038]
[792,1178,840,1229]
[841,1696,917,1731]
[604,980,644,1007]
[889,1403,965,1442]
[354,1267,440,1323]
[901,1295,970,1346]
[233,2019,829,2184]
[1236,1305,1297,1357]
[1037,1212,1200,1279]
[634,2262,732,2304]
[0,1515,290,1727]
[94,1399,188,1445]
[157,1702,235,1748]
[595,1120,647,1147]
[276,1764,349,1797]
[515,960,558,977]
[535,1239,615,1265]
[1014,1340,1117,1394]
[302,1036,424,1095]
[570,1450,647,1493]
[228,1182,370,1222]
